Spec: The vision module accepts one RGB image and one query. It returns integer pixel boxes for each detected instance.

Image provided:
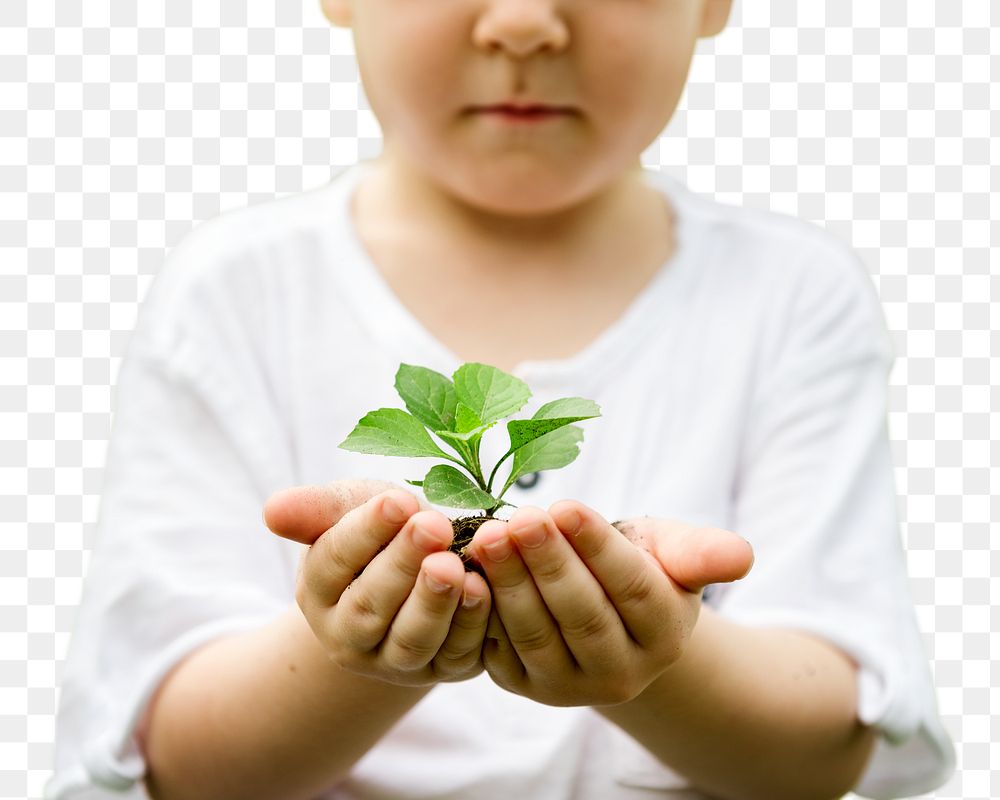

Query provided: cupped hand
[469,501,753,707]
[263,480,492,686]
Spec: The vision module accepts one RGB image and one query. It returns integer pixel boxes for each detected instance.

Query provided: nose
[473,0,570,58]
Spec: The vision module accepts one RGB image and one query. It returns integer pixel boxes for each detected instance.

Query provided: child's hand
[469,502,753,707]
[264,480,492,687]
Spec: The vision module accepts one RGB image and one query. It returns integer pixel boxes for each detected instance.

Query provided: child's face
[322,0,731,216]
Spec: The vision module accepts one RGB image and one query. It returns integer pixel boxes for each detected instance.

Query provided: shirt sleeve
[46,247,302,798]
[713,239,956,799]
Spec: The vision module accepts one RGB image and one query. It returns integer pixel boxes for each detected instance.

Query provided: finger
[378,550,466,673]
[548,500,674,648]
[264,479,426,545]
[330,509,455,651]
[432,570,492,681]
[471,519,575,677]
[482,608,526,692]
[619,516,755,592]
[300,490,426,608]
[506,507,627,670]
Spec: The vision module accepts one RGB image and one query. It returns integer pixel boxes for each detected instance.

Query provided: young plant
[338,362,601,565]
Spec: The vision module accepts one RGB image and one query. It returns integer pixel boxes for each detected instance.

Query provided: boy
[48,0,954,798]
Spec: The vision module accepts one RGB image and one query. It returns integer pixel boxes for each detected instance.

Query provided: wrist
[286,603,436,697]
[595,606,874,800]
[143,604,433,800]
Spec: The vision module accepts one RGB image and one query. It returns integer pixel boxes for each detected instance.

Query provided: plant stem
[494,474,517,506]
[469,437,488,489]
[453,440,498,507]
[433,431,483,477]
[440,452,473,471]
[486,448,515,493]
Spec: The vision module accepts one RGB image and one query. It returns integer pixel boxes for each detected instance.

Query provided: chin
[460,191,582,219]
[444,167,605,220]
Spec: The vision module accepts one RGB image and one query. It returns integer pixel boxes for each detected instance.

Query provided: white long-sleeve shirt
[47,161,955,799]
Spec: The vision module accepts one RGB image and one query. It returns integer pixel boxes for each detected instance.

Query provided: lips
[473,102,575,115]
[487,105,565,113]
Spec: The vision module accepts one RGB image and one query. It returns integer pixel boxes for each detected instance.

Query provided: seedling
[338,362,601,566]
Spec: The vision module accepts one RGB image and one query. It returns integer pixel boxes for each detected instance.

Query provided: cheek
[356,14,467,121]
[579,5,700,97]
[582,26,695,132]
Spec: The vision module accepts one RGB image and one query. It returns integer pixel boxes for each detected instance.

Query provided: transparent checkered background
[1,1,995,798]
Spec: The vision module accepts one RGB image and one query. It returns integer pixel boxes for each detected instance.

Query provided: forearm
[598,607,877,800]
[141,604,430,800]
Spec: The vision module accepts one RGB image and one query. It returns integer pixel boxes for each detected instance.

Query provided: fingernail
[510,520,546,548]
[412,520,445,552]
[559,510,583,536]
[461,593,483,609]
[482,536,512,562]
[424,571,452,594]
[382,495,409,524]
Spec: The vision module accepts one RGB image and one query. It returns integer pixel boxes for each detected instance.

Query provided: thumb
[625,518,754,594]
[263,478,423,545]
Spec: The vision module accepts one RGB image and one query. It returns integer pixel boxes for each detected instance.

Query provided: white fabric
[47,161,955,800]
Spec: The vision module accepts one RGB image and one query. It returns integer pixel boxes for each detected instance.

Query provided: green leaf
[506,397,601,451]
[421,464,499,510]
[436,420,497,447]
[405,479,424,487]
[394,364,458,432]
[338,408,451,459]
[454,402,483,434]
[534,397,602,421]
[506,425,585,489]
[453,363,531,426]
[438,403,495,453]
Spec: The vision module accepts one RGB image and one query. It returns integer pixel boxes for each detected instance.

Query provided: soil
[449,514,493,577]
[448,515,633,576]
